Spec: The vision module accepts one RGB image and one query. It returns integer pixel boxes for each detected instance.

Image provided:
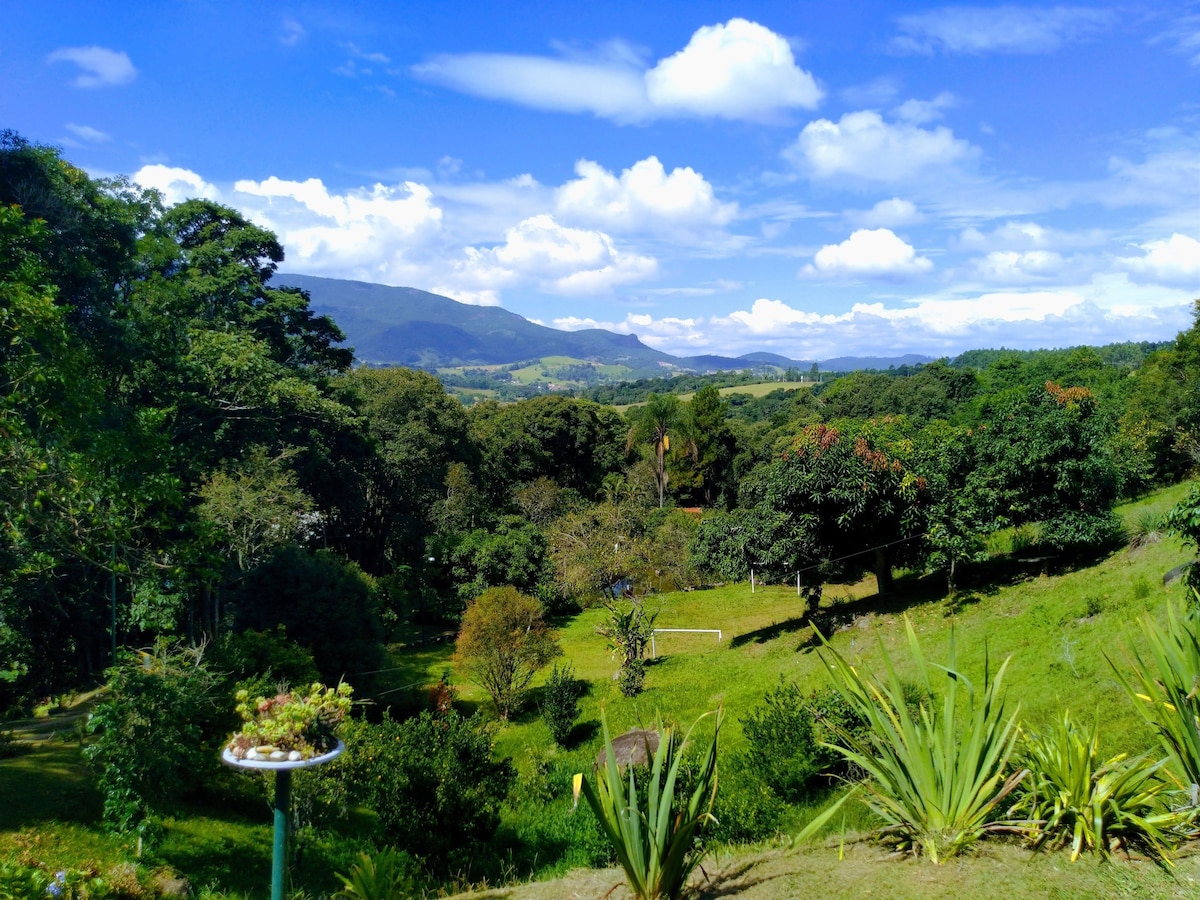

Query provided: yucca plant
[574,707,720,900]
[1111,595,1200,798]
[334,848,415,900]
[816,616,1024,863]
[1010,711,1186,862]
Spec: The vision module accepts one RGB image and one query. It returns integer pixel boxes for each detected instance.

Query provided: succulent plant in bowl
[226,681,352,762]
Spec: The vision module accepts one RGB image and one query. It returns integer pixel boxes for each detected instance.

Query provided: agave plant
[1010,712,1187,862]
[1112,595,1200,801]
[334,849,415,900]
[816,616,1024,863]
[574,707,720,900]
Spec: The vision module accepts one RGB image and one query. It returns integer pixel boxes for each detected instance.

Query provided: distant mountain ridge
[275,274,934,373]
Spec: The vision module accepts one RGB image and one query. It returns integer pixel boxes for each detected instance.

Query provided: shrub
[1039,510,1126,554]
[453,586,560,720]
[85,642,227,840]
[739,681,871,804]
[575,707,721,900]
[739,679,821,803]
[597,601,659,677]
[232,547,385,693]
[541,663,582,746]
[1009,712,1188,862]
[207,627,320,700]
[618,659,646,698]
[338,710,514,871]
[817,617,1023,863]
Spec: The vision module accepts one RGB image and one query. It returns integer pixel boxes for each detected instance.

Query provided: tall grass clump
[574,708,720,900]
[1010,712,1186,863]
[817,617,1024,863]
[1113,594,1200,800]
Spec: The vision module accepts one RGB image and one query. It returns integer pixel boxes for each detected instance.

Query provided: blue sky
[4,1,1199,360]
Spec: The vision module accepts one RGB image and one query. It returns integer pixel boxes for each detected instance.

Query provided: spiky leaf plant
[1010,712,1188,863]
[575,707,720,900]
[334,848,415,900]
[816,616,1024,863]
[1112,595,1200,803]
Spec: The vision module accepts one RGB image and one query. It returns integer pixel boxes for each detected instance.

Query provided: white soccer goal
[649,628,722,658]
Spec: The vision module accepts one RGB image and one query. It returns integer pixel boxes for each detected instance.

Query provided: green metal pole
[271,769,292,900]
[110,546,117,668]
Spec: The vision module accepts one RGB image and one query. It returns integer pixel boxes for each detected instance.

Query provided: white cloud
[972,250,1065,281]
[892,6,1115,55]
[64,123,111,143]
[643,18,822,119]
[555,156,736,234]
[848,198,923,227]
[133,165,221,205]
[231,176,444,280]
[413,53,648,118]
[892,92,955,124]
[708,287,1192,360]
[414,18,820,123]
[785,110,976,182]
[1103,149,1200,209]
[1117,233,1200,287]
[454,214,656,296]
[47,46,136,88]
[553,312,709,349]
[803,228,933,277]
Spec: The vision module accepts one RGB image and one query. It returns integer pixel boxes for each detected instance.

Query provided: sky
[3,1,1200,361]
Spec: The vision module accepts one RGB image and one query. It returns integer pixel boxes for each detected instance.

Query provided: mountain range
[275,274,933,375]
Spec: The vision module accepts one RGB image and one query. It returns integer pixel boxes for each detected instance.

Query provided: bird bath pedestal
[221,740,344,900]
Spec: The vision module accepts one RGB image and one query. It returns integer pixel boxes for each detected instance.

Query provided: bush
[576,708,721,900]
[207,627,321,700]
[85,642,228,840]
[453,586,560,720]
[541,663,582,746]
[618,659,645,698]
[1039,510,1126,554]
[232,547,385,693]
[338,710,514,871]
[739,679,822,803]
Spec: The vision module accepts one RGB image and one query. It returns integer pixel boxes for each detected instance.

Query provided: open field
[614,380,813,412]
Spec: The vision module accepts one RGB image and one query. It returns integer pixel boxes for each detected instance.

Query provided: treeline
[2,132,1199,717]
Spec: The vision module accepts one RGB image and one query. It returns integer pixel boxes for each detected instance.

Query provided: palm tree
[626,393,681,509]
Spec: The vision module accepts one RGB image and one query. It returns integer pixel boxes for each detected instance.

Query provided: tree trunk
[874,546,895,595]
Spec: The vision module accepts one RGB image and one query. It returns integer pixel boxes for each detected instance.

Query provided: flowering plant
[226,681,352,761]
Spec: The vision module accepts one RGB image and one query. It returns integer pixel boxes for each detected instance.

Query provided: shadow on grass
[0,742,102,829]
[566,720,600,749]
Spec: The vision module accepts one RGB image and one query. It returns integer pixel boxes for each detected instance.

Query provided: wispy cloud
[413,18,822,123]
[64,123,111,143]
[47,46,136,88]
[279,16,306,47]
[892,5,1116,56]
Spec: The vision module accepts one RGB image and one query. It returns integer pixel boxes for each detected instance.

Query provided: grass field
[2,483,1197,898]
[614,381,814,412]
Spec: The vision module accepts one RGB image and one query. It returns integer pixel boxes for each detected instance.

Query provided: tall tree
[626,393,682,509]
